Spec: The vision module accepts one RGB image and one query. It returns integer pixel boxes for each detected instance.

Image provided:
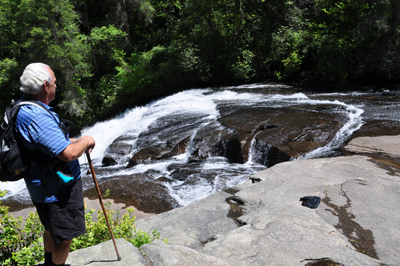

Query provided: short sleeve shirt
[14,97,81,203]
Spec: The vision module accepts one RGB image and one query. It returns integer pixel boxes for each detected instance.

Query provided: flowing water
[2,83,400,209]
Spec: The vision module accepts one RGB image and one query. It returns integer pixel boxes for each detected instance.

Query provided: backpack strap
[17,100,72,137]
[16,100,59,125]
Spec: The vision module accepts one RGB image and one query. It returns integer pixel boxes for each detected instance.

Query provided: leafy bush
[0,189,165,266]
[0,191,44,266]
[131,229,167,248]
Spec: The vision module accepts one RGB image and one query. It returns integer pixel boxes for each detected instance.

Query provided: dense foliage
[0,0,399,130]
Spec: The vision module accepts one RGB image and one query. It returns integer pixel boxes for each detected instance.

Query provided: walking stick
[86,152,122,261]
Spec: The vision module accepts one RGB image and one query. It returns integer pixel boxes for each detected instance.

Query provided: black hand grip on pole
[86,152,122,261]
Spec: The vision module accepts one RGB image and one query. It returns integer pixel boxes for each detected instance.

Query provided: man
[15,63,95,266]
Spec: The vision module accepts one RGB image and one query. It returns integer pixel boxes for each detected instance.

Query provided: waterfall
[4,83,390,208]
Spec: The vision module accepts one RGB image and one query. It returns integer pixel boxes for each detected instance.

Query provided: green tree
[0,0,92,118]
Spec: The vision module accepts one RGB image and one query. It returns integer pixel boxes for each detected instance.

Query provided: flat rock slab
[202,155,400,265]
[135,191,238,250]
[136,155,400,266]
[346,135,400,159]
[66,239,147,266]
[141,240,232,266]
[66,136,400,266]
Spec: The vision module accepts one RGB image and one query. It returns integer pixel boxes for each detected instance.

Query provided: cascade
[3,84,399,211]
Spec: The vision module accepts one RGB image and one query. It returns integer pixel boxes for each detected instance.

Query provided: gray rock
[83,174,179,213]
[136,153,400,265]
[203,155,398,265]
[68,135,400,266]
[135,191,238,250]
[66,239,147,266]
[345,135,400,159]
[141,240,232,266]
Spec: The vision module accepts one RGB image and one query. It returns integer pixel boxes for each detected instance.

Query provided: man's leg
[52,239,72,265]
[44,230,53,252]
[43,230,72,265]
[43,230,53,266]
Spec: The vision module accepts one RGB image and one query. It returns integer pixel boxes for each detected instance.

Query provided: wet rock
[83,174,179,214]
[349,120,400,139]
[127,147,169,168]
[218,106,345,158]
[157,176,173,183]
[107,134,135,155]
[167,164,199,181]
[101,133,136,165]
[190,122,249,163]
[126,137,191,168]
[171,136,191,155]
[254,112,343,157]
[252,139,291,167]
[213,138,244,164]
[104,103,346,169]
[159,136,191,159]
[101,155,118,166]
[188,155,206,163]
[136,113,207,151]
[191,122,237,158]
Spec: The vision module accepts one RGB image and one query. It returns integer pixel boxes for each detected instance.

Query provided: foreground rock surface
[345,135,400,159]
[67,136,400,266]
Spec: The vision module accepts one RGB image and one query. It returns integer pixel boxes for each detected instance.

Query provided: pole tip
[118,256,122,261]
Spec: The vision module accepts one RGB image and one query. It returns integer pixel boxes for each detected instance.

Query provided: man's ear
[43,80,49,91]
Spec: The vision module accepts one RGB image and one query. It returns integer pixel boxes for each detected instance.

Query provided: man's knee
[53,239,72,252]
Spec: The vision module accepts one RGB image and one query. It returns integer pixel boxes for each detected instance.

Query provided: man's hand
[57,135,95,162]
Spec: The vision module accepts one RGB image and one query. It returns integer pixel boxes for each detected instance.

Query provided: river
[1,83,400,212]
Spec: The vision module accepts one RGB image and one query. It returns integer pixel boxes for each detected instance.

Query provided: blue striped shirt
[14,96,81,203]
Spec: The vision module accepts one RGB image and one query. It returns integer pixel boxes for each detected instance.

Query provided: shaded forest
[1,0,399,131]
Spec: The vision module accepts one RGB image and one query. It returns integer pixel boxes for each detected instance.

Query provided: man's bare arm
[56,135,95,162]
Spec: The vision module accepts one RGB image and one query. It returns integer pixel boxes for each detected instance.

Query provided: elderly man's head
[20,63,53,95]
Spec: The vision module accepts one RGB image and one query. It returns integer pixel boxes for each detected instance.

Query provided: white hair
[20,63,53,94]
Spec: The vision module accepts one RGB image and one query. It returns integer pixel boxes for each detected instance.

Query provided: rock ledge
[66,135,400,266]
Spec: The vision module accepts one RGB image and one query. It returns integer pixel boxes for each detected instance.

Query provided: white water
[1,84,368,206]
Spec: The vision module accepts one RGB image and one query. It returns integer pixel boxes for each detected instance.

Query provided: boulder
[127,147,168,168]
[102,155,118,166]
[190,121,238,160]
[108,138,133,155]
[218,106,346,158]
[104,104,348,168]
[126,137,192,168]
[83,174,179,214]
[66,239,146,266]
[101,133,135,165]
[252,138,291,167]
